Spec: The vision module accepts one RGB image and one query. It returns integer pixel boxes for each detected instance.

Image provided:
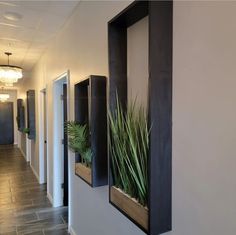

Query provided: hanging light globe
[0,93,10,102]
[0,52,23,84]
[5,82,14,87]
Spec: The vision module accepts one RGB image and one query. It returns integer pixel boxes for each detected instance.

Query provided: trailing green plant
[22,127,30,134]
[66,121,92,167]
[109,96,150,207]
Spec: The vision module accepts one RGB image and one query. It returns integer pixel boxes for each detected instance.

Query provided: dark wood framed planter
[26,90,36,140]
[74,75,107,187]
[108,1,172,234]
[111,186,149,230]
[75,162,92,185]
[17,99,25,132]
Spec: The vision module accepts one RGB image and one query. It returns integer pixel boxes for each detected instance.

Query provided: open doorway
[62,84,68,206]
[53,72,69,207]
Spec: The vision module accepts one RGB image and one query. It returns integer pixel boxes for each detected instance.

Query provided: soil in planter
[75,162,92,184]
[110,186,148,230]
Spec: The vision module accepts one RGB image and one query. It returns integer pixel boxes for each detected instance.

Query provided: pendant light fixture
[5,83,14,87]
[0,87,10,102]
[0,52,23,85]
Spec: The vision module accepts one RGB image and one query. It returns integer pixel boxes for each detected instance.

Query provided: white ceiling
[0,0,79,76]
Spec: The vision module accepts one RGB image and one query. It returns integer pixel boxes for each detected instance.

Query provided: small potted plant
[109,97,150,230]
[66,121,92,184]
[22,127,30,134]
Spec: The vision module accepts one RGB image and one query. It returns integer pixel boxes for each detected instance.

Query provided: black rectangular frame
[17,99,25,132]
[74,75,108,187]
[108,1,173,234]
[26,90,36,140]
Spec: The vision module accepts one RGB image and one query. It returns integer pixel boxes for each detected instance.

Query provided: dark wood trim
[17,99,25,132]
[148,1,173,234]
[108,1,173,234]
[108,1,148,27]
[26,90,36,140]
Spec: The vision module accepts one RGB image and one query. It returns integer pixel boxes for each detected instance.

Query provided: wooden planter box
[110,186,148,230]
[75,163,92,185]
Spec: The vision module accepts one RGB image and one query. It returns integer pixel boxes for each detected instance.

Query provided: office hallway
[0,145,69,235]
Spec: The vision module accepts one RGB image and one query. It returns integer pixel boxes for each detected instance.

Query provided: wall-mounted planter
[17,99,25,132]
[74,75,107,187]
[108,1,172,234]
[75,162,92,185]
[111,186,149,230]
[26,90,36,140]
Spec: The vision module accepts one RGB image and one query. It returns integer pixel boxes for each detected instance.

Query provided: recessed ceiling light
[3,12,23,21]
[0,37,22,42]
[0,2,16,7]
[0,22,21,28]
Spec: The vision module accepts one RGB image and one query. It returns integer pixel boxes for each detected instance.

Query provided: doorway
[0,102,14,145]
[53,72,69,207]
[63,84,68,206]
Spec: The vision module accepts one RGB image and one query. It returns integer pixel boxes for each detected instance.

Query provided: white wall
[172,2,236,234]
[17,1,236,235]
[127,16,149,108]
[18,62,44,179]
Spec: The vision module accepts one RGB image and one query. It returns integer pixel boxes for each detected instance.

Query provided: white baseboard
[30,164,40,183]
[38,177,46,185]
[47,192,53,205]
[68,225,77,235]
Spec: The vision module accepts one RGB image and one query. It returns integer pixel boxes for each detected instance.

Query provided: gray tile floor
[0,145,69,235]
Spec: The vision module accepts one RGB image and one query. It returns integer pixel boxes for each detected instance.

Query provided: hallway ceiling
[0,1,79,76]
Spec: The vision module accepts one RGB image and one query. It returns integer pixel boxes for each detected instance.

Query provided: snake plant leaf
[109,95,150,207]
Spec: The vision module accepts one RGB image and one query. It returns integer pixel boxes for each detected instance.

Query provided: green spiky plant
[109,96,150,207]
[22,127,30,134]
[66,121,92,167]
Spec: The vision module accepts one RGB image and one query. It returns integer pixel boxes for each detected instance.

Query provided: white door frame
[39,88,47,184]
[52,71,70,207]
